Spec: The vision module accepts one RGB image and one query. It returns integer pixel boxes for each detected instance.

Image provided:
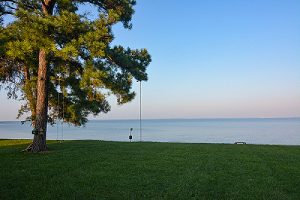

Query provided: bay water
[0,118,299,145]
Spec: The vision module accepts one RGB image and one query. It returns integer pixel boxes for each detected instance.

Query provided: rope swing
[56,66,64,143]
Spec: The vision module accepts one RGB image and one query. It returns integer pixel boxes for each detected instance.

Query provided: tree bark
[31,49,48,152]
[29,0,55,152]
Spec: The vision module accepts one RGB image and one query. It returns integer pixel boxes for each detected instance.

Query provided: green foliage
[0,0,151,126]
[1,140,300,199]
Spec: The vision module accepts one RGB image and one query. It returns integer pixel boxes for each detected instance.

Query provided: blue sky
[1,0,300,120]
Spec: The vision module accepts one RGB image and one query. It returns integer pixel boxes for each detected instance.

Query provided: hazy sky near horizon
[1,0,300,120]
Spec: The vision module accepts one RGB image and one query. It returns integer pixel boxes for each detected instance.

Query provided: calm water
[0,118,299,145]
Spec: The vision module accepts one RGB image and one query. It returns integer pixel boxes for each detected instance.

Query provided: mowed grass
[1,140,300,200]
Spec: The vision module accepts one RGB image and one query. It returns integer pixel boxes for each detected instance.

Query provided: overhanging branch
[0,11,14,16]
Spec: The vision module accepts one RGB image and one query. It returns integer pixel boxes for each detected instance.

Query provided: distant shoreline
[1,117,300,122]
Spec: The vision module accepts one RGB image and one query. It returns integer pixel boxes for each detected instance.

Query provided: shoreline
[1,139,300,147]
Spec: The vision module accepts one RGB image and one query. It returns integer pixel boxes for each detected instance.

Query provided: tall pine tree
[0,0,151,152]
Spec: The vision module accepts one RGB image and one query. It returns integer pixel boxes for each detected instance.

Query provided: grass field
[1,139,300,200]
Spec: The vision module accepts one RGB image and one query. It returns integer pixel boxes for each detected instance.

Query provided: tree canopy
[0,0,151,126]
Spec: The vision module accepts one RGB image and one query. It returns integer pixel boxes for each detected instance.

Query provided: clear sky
[1,0,300,120]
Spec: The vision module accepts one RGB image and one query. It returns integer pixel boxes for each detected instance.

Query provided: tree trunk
[29,0,55,152]
[31,49,48,152]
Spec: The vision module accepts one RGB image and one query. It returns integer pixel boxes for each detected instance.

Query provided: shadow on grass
[0,139,76,152]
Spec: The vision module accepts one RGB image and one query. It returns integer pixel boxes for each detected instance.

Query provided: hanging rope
[62,80,64,142]
[56,92,59,141]
[56,66,60,141]
[55,66,67,143]
[56,66,64,143]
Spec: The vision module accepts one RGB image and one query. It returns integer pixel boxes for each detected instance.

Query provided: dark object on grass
[129,128,133,142]
[234,142,246,144]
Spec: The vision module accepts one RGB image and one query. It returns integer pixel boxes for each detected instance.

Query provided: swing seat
[234,141,246,144]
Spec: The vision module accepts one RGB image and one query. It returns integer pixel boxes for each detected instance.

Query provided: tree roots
[22,143,33,152]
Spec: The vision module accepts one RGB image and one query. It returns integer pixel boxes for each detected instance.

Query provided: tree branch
[0,11,14,16]
[1,0,18,4]
[6,4,16,10]
[1,0,38,12]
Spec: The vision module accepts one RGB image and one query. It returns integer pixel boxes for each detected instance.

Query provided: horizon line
[1,116,300,122]
[91,117,300,121]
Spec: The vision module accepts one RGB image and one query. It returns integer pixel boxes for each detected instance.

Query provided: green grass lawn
[1,140,300,200]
